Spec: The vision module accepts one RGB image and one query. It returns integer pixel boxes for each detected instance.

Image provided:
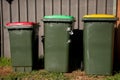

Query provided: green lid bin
[42,15,74,72]
[6,22,39,72]
[82,14,118,75]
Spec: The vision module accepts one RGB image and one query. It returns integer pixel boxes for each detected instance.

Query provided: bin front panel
[9,29,33,66]
[44,22,71,72]
[84,22,114,75]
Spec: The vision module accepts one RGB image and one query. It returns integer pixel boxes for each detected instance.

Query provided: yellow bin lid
[83,14,116,18]
[82,14,118,22]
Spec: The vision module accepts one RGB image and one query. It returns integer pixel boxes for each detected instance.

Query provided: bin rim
[83,14,116,18]
[44,15,74,19]
[42,15,75,22]
[6,22,36,27]
[82,14,118,22]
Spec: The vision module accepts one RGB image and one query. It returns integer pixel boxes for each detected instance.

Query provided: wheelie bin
[42,15,74,72]
[6,22,39,72]
[82,14,118,75]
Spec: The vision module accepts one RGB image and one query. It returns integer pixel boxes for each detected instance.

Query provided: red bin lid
[6,22,36,27]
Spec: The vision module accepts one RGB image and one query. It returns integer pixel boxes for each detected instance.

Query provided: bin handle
[66,27,73,35]
[66,40,71,44]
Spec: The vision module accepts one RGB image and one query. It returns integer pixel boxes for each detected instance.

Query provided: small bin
[82,14,118,75]
[6,22,39,72]
[42,15,75,72]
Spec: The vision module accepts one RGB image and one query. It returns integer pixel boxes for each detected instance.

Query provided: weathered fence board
[0,0,115,58]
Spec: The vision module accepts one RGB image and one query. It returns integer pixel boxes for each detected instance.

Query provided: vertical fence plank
[45,0,53,15]
[61,0,70,15]
[2,1,10,23]
[36,0,44,36]
[88,0,97,14]
[2,0,11,57]
[11,0,19,22]
[113,0,117,16]
[27,0,35,22]
[106,0,113,14]
[70,0,79,29]
[97,0,106,14]
[53,0,61,14]
[79,0,88,29]
[19,0,27,21]
[36,0,44,57]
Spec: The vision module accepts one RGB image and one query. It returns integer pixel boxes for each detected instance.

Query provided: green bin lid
[44,15,74,19]
[43,15,75,22]
[82,14,118,22]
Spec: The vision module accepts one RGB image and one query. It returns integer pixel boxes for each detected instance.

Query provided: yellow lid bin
[82,14,118,21]
[82,14,118,75]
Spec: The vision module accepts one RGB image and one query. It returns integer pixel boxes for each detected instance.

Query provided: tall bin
[6,22,39,72]
[82,14,117,75]
[42,15,74,72]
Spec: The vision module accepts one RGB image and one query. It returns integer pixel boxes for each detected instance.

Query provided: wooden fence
[0,0,116,58]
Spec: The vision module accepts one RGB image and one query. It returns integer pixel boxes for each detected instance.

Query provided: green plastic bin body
[43,15,74,72]
[82,14,117,75]
[6,22,38,72]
